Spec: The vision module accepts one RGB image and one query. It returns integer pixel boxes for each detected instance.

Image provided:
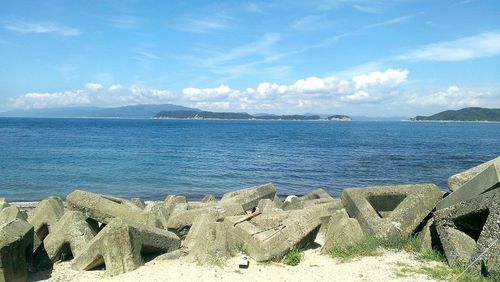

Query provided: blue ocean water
[0,118,498,201]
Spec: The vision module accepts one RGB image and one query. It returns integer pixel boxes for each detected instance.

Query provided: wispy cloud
[178,17,230,33]
[203,33,282,66]
[318,0,389,13]
[108,16,145,29]
[361,15,414,30]
[292,15,335,30]
[310,14,414,49]
[245,3,266,14]
[4,20,79,36]
[397,31,500,62]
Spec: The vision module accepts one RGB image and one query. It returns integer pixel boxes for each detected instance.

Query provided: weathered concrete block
[67,190,148,226]
[281,195,304,211]
[0,198,9,211]
[182,214,227,264]
[0,206,27,225]
[434,189,499,276]
[0,219,34,282]
[272,195,283,208]
[221,183,276,211]
[164,195,186,206]
[257,199,282,214]
[144,202,171,229]
[131,198,146,209]
[71,218,180,276]
[28,196,65,249]
[321,209,364,254]
[224,208,322,262]
[301,188,333,200]
[437,164,499,210]
[44,210,98,262]
[303,198,341,208]
[186,201,217,210]
[448,156,500,191]
[418,218,434,251]
[341,184,442,237]
[166,203,244,237]
[201,195,216,203]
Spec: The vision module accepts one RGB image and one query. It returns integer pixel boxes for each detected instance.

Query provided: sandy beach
[29,248,442,282]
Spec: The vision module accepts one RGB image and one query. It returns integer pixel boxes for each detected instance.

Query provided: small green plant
[419,249,445,262]
[395,264,491,282]
[283,248,302,266]
[376,235,422,253]
[329,242,378,261]
[329,235,425,262]
[207,256,226,268]
[236,242,248,255]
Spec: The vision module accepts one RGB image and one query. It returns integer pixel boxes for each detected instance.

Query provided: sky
[0,0,499,116]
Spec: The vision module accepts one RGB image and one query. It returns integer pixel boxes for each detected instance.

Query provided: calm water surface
[0,118,498,201]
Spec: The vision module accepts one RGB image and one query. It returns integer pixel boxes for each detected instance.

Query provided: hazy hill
[414,107,500,122]
[1,104,199,118]
[154,110,253,119]
[155,110,332,120]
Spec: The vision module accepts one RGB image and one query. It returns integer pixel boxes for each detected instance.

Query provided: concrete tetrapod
[434,189,499,277]
[341,184,442,237]
[321,209,364,254]
[67,190,148,226]
[300,188,333,200]
[0,219,34,282]
[182,214,228,264]
[220,183,277,211]
[224,202,340,262]
[43,210,99,262]
[447,156,500,192]
[166,203,244,238]
[28,196,65,242]
[0,199,9,211]
[437,163,499,210]
[0,206,28,225]
[71,218,181,276]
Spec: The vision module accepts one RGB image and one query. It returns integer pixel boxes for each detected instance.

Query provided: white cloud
[8,69,497,115]
[398,31,500,61]
[9,84,174,109]
[108,84,123,92]
[352,68,408,89]
[85,83,104,91]
[4,21,79,36]
[180,68,409,111]
[10,90,91,109]
[407,86,492,108]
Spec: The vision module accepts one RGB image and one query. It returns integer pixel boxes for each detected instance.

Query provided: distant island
[0,104,198,119]
[411,107,500,122]
[0,103,352,121]
[154,110,352,121]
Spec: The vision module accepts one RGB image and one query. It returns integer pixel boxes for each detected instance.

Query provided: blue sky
[1,0,499,116]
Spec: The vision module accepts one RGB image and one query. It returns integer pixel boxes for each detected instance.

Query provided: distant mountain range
[413,107,500,122]
[0,104,198,119]
[154,110,352,121]
[0,104,353,121]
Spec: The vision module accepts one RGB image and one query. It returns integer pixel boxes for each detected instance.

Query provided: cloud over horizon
[8,68,498,116]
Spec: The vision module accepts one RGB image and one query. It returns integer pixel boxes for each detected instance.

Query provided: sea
[0,117,498,202]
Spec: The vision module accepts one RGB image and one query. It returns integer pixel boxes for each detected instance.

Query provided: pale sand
[29,249,443,282]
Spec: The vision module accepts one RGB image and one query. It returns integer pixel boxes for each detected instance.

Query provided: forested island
[154,110,352,121]
[412,107,500,122]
